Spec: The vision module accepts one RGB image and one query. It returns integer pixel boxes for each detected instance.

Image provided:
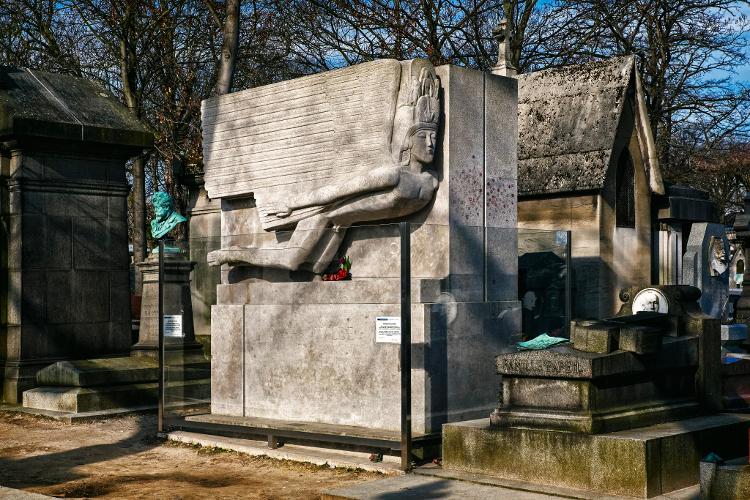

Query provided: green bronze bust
[150,191,187,239]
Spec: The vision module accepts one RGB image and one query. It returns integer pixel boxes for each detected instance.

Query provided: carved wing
[201,60,404,231]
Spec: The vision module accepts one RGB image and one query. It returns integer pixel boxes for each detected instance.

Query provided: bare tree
[214,0,241,94]
[280,0,504,72]
[524,0,750,173]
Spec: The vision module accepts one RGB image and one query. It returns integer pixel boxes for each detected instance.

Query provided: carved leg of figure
[310,226,348,274]
[206,215,330,270]
[207,246,290,268]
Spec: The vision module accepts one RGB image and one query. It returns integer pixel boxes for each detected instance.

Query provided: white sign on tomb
[375,316,401,344]
[163,315,184,338]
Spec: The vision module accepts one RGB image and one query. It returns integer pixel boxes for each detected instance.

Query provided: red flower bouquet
[323,256,352,281]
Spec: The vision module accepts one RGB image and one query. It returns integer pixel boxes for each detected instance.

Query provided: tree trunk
[132,154,147,278]
[118,7,147,293]
[216,0,240,95]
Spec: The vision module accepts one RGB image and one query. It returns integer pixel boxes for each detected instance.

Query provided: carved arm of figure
[259,166,402,219]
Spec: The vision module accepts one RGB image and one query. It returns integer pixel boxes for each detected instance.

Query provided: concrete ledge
[217,278,443,305]
[166,430,403,474]
[443,414,750,498]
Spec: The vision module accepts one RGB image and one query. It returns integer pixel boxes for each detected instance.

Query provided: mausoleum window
[616,150,636,228]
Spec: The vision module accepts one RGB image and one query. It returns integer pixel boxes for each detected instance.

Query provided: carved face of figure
[152,192,174,223]
[409,128,437,169]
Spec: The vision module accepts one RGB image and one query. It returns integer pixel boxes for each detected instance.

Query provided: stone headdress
[392,66,440,166]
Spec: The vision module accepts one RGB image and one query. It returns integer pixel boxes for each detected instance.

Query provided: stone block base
[23,379,209,413]
[490,397,701,434]
[212,280,521,434]
[443,414,750,498]
[23,354,210,414]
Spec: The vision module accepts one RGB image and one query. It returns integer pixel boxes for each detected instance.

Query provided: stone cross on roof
[492,19,517,77]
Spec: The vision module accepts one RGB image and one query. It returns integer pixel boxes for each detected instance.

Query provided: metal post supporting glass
[157,239,165,434]
[399,221,412,471]
[565,230,572,335]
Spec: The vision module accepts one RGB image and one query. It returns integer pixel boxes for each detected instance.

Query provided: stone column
[131,253,204,358]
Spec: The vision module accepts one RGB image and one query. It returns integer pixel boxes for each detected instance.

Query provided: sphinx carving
[206,60,441,272]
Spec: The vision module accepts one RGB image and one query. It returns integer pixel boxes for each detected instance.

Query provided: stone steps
[442,414,750,498]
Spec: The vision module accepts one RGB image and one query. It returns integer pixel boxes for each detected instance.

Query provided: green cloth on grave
[517,333,569,351]
[702,452,724,464]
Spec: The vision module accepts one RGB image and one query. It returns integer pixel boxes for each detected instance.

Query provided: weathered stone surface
[132,255,204,358]
[205,59,442,273]
[2,152,138,402]
[0,67,152,147]
[210,306,244,416]
[493,380,699,433]
[186,180,221,337]
[517,56,635,196]
[571,321,619,353]
[34,355,208,387]
[217,279,443,305]
[207,299,519,434]
[619,325,662,354]
[0,67,153,403]
[443,414,750,498]
[496,337,697,379]
[206,62,520,434]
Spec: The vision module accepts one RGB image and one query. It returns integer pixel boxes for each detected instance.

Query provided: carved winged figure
[207,63,441,273]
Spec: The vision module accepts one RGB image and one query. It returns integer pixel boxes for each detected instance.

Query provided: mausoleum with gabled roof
[515,56,665,319]
[0,66,152,403]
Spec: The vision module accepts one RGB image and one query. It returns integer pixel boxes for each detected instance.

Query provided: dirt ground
[0,411,383,499]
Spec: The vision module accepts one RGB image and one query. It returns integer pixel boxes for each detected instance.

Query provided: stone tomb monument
[197,58,520,435]
[22,192,209,415]
[0,67,151,403]
[443,284,750,498]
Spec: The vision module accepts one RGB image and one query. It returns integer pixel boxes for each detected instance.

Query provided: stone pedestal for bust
[0,67,152,403]
[131,253,204,358]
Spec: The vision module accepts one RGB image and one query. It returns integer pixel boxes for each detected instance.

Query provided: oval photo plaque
[632,288,669,314]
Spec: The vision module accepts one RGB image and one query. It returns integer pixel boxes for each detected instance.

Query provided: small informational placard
[163,315,184,338]
[375,316,401,344]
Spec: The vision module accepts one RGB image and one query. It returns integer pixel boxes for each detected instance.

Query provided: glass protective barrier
[159,223,406,468]
[157,223,572,469]
[517,229,572,340]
